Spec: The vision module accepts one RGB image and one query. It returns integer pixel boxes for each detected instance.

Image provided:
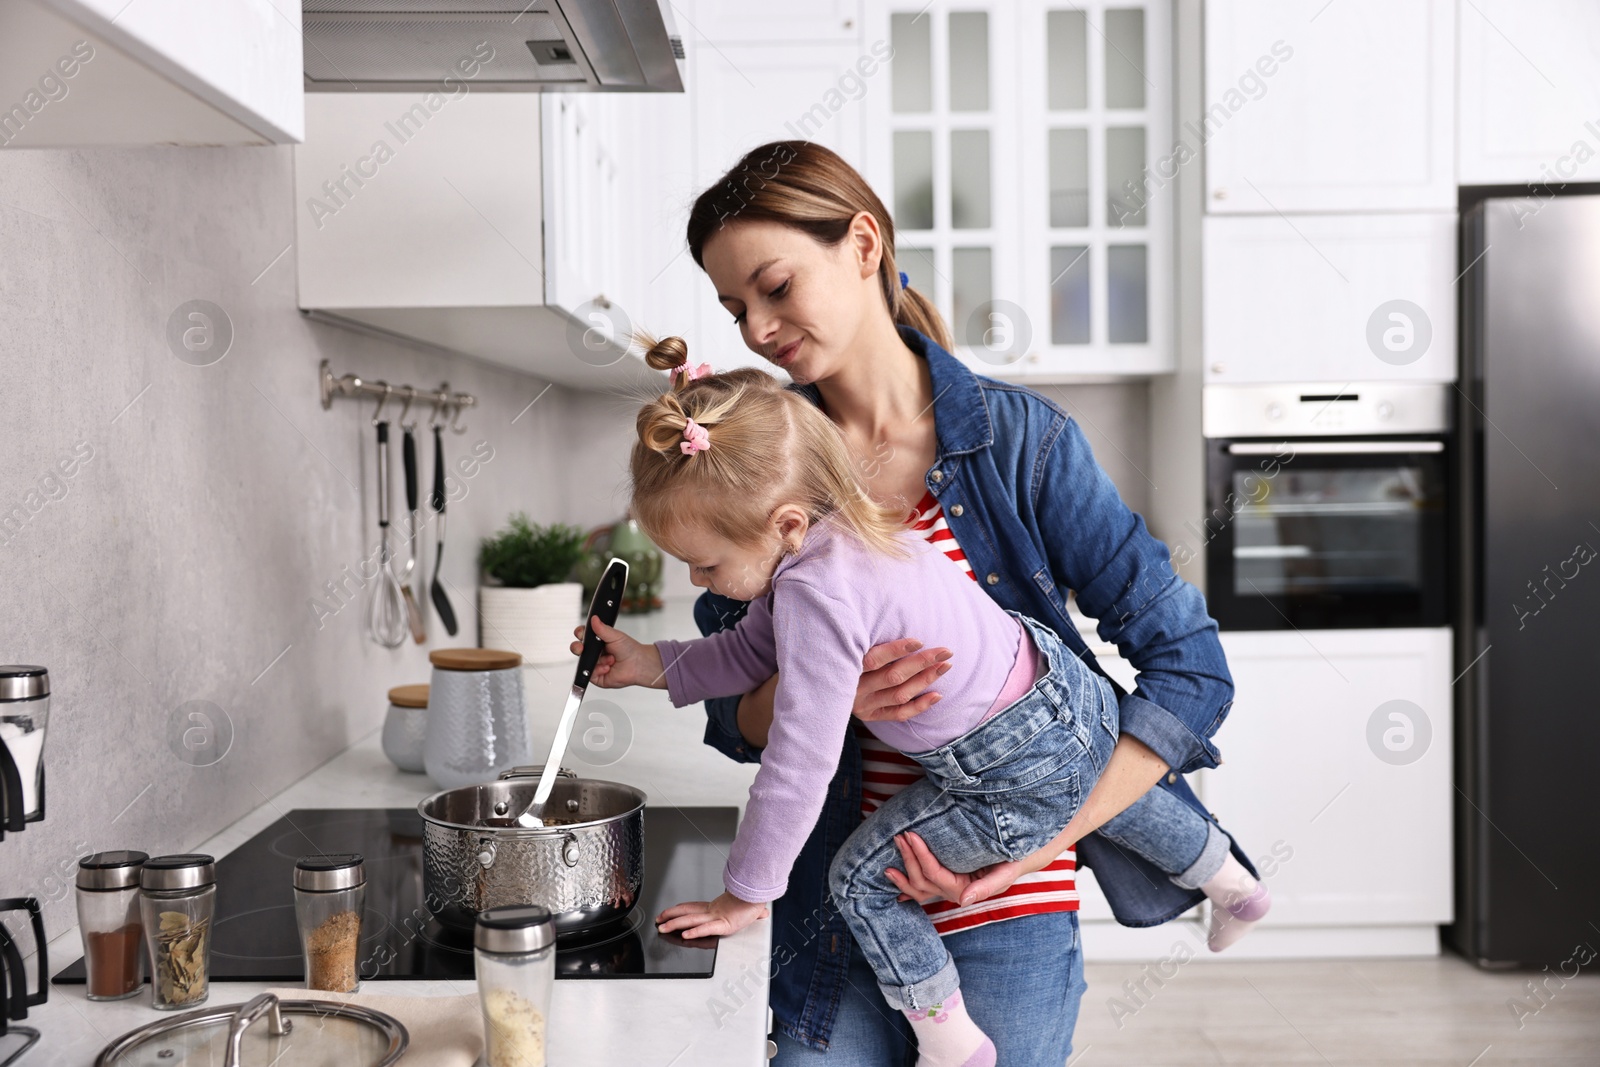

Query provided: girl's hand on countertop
[570,617,667,690]
[655,891,769,939]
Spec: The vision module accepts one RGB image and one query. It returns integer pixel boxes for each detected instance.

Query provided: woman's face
[700,217,881,386]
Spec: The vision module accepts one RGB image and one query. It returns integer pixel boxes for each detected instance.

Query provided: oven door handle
[1225,440,1445,455]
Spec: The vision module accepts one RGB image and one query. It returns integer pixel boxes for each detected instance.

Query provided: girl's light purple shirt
[654,520,1026,903]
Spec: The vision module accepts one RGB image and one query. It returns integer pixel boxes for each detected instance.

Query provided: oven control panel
[1203,382,1450,438]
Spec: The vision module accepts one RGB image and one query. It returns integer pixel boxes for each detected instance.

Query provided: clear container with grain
[138,854,216,1010]
[475,905,555,1067]
[293,852,366,993]
[76,850,148,1000]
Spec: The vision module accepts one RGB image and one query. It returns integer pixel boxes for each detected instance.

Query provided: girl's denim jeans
[827,613,1120,1011]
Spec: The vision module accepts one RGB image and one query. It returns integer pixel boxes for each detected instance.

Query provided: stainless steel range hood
[302,1,684,93]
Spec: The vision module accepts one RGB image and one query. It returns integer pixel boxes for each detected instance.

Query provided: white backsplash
[0,144,637,947]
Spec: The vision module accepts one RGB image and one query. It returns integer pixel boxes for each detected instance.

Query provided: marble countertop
[18,600,771,1066]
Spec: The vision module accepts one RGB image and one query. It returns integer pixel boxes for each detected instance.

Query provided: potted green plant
[478,514,587,665]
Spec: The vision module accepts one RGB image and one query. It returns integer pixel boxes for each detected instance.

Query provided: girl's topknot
[628,332,908,558]
[640,333,690,373]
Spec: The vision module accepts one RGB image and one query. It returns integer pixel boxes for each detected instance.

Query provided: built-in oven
[1201,383,1452,631]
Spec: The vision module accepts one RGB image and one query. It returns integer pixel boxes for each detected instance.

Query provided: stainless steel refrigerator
[1453,193,1600,966]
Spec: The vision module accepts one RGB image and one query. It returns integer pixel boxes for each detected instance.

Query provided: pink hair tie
[680,418,710,455]
[677,362,714,383]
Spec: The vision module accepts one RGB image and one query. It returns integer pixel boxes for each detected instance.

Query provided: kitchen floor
[1074,954,1600,1065]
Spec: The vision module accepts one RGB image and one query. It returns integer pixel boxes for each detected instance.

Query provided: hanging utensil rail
[319,360,476,425]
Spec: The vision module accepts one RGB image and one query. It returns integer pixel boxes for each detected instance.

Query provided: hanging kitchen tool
[367,388,408,649]
[514,559,628,827]
[93,992,408,1067]
[398,389,426,644]
[430,416,459,637]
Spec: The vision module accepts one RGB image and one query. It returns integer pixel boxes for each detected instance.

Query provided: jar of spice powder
[139,854,216,1010]
[294,853,365,993]
[76,850,148,1000]
[475,905,556,1067]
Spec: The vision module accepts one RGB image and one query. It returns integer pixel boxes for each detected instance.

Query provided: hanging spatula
[515,559,629,827]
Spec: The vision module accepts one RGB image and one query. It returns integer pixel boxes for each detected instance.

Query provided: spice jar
[381,684,429,773]
[294,853,366,993]
[139,854,216,1010]
[77,850,148,1000]
[475,904,555,1067]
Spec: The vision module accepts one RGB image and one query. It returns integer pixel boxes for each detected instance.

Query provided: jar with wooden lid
[381,684,429,773]
[424,648,529,788]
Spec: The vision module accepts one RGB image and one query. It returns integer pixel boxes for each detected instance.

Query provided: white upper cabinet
[690,0,861,42]
[0,0,303,147]
[1459,0,1600,185]
[295,90,657,391]
[864,0,1174,379]
[1204,0,1455,213]
[1203,213,1457,384]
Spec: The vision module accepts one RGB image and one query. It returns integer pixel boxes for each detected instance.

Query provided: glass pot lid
[95,993,408,1067]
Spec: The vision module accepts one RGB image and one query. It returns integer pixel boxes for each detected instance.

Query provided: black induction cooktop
[54,806,733,984]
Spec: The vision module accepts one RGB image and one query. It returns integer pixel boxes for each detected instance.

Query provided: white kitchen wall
[0,144,638,943]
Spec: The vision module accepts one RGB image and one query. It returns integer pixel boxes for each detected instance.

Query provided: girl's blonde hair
[630,334,909,559]
[685,141,954,352]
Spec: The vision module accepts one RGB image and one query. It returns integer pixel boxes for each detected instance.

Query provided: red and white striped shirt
[853,490,1078,937]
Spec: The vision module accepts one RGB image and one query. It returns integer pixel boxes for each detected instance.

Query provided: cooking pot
[418,767,645,933]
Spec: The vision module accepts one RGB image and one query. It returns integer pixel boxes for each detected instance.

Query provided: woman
[679,142,1255,1065]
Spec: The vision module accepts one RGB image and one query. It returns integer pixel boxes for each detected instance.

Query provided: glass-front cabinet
[864,1,1174,378]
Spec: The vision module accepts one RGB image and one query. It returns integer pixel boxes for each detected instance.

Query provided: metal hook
[449,399,468,435]
[430,384,450,427]
[398,385,418,430]
[370,381,392,425]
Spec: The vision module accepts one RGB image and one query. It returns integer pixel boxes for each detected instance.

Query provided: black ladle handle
[403,428,418,514]
[575,560,629,690]
[431,425,446,514]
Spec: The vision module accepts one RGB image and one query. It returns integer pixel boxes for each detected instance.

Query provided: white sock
[903,989,996,1067]
[1203,853,1271,952]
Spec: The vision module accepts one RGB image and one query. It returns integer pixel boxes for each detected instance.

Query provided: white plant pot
[478,582,583,666]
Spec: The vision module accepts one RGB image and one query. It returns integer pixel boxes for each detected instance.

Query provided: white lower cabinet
[1198,628,1452,949]
[1079,628,1451,959]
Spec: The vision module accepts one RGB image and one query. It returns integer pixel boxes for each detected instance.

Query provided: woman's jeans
[828,613,1119,1011]
[770,909,1087,1067]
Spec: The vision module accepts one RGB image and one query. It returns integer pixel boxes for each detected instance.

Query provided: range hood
[302,1,684,93]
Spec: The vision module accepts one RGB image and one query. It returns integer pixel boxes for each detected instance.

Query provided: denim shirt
[694,327,1255,1050]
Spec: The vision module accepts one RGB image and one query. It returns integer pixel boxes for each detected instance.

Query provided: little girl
[583,339,1269,1067]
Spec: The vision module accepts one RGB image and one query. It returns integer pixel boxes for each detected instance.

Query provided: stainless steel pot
[418,767,645,933]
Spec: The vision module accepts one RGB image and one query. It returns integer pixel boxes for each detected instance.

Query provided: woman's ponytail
[889,273,954,353]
